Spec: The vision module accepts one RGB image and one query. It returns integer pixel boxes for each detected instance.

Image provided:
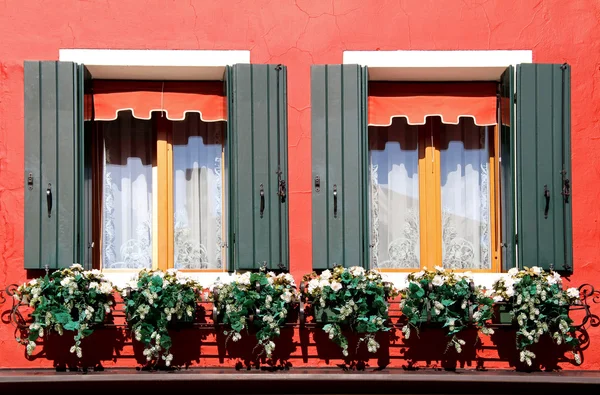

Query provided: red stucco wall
[1,0,600,370]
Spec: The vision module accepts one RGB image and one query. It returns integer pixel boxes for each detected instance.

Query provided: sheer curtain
[439,120,491,270]
[101,112,154,269]
[172,114,225,269]
[369,118,420,269]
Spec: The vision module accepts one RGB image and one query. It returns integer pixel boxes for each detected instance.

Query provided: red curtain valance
[91,80,227,122]
[368,82,497,126]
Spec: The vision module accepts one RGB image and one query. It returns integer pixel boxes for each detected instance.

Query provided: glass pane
[102,112,154,269]
[439,119,492,270]
[172,115,225,269]
[369,118,420,269]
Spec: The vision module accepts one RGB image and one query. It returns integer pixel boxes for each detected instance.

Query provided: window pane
[439,120,492,270]
[172,115,225,269]
[369,118,420,269]
[102,112,154,269]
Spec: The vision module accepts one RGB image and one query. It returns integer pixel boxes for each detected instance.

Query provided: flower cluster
[399,266,494,353]
[491,266,581,366]
[122,269,201,367]
[212,270,298,359]
[303,266,397,357]
[14,264,115,358]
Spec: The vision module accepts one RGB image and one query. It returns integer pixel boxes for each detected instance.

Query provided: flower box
[492,303,513,325]
[313,306,348,324]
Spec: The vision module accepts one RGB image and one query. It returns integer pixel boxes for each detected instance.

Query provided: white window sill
[381,272,508,291]
[102,271,235,290]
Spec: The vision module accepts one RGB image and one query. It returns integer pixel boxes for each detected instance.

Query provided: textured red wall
[1,0,600,370]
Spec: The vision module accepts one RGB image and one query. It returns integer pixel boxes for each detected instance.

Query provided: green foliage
[492,266,581,365]
[121,269,201,367]
[212,269,298,358]
[14,264,115,358]
[400,266,494,353]
[302,266,397,356]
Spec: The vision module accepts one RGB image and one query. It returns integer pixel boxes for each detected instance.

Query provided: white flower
[567,287,580,299]
[432,275,444,287]
[320,270,332,281]
[100,282,113,294]
[307,278,321,294]
[505,285,515,298]
[88,281,100,290]
[412,270,425,280]
[237,272,251,286]
[434,266,444,272]
[507,267,519,276]
[71,263,84,271]
[281,290,293,303]
[60,277,73,287]
[547,272,562,285]
[350,267,365,277]
[330,281,342,292]
[493,295,504,302]
[531,266,542,275]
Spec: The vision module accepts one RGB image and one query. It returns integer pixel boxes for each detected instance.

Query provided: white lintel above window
[343,50,532,81]
[59,49,251,80]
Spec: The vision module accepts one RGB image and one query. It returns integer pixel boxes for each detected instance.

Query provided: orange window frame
[92,115,227,272]
[375,118,501,273]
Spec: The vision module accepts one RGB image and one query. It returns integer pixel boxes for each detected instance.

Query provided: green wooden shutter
[311,64,368,270]
[499,66,517,271]
[228,64,289,271]
[516,63,572,273]
[24,61,84,269]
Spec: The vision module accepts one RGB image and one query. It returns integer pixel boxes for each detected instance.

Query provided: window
[369,117,499,272]
[23,60,290,272]
[311,62,573,274]
[97,112,226,271]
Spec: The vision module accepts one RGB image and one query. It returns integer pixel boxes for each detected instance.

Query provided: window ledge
[381,272,508,290]
[102,271,234,289]
[0,368,599,391]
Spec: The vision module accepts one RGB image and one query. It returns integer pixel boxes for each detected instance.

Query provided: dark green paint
[311,64,368,270]
[228,64,289,271]
[516,63,572,273]
[499,66,516,271]
[24,61,83,269]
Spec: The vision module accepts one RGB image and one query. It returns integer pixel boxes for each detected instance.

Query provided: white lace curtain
[100,112,224,270]
[439,121,491,270]
[102,113,154,269]
[172,115,224,269]
[369,119,421,269]
[369,117,492,270]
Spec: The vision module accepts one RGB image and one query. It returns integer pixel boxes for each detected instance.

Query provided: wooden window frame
[371,112,501,273]
[92,114,227,272]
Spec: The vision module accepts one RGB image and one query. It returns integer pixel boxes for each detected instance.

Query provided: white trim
[381,272,507,291]
[94,109,227,122]
[59,49,251,81]
[103,271,235,290]
[343,50,532,81]
[369,114,496,127]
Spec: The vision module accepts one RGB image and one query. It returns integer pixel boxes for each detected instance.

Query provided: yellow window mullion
[156,115,172,271]
[418,119,443,270]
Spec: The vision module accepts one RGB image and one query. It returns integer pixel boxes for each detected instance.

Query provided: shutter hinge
[513,94,517,104]
[277,167,286,203]
[514,234,518,245]
[233,233,236,244]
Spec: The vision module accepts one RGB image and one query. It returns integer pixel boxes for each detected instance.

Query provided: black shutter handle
[544,184,550,219]
[333,184,338,218]
[46,183,52,218]
[259,183,265,218]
